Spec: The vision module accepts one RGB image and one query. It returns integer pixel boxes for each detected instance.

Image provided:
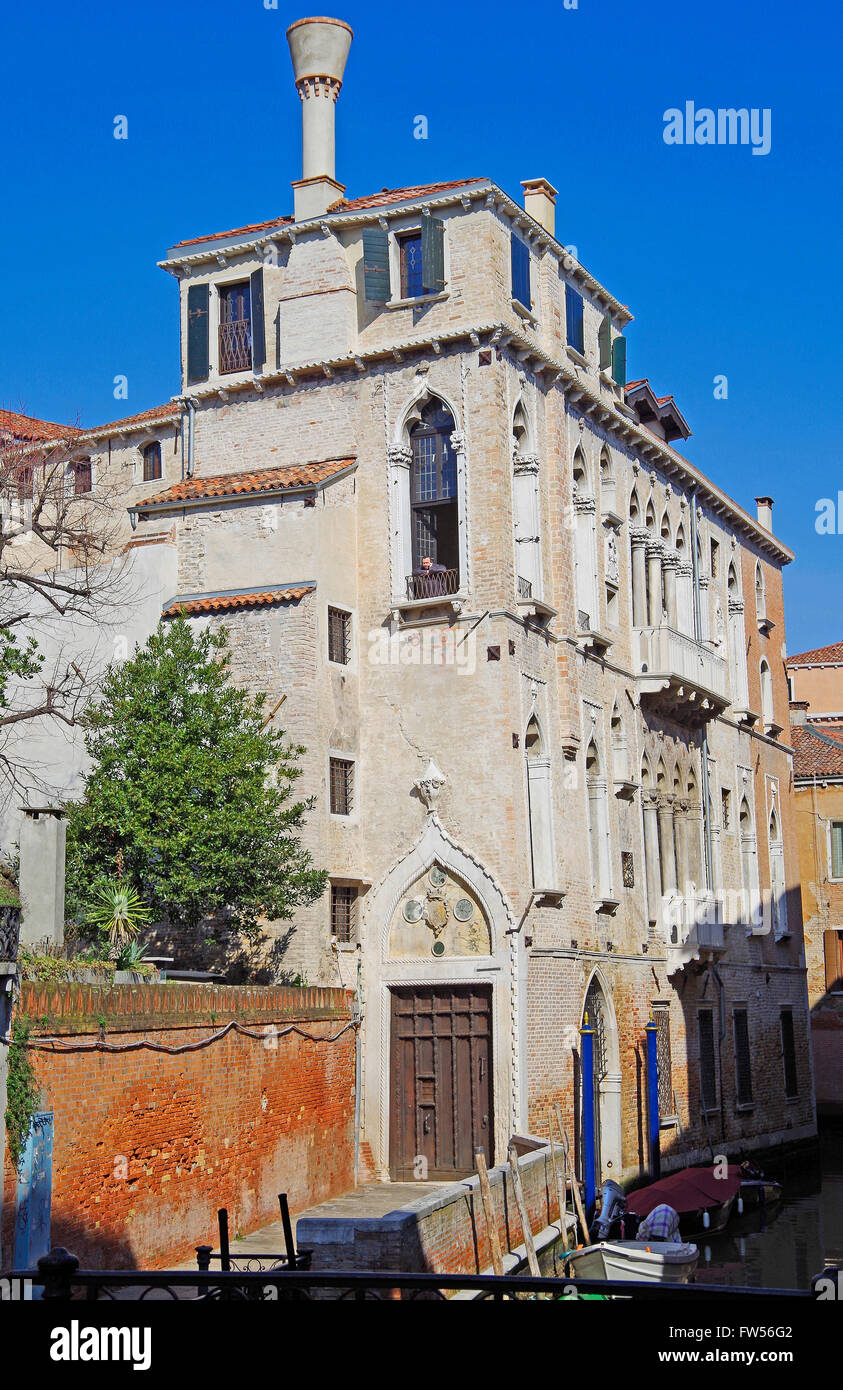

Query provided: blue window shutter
[186,283,210,383]
[612,334,627,386]
[511,232,530,309]
[249,268,265,372]
[598,313,612,371]
[421,216,446,293]
[565,285,584,354]
[363,228,390,301]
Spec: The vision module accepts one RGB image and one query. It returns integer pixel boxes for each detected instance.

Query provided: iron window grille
[780,1009,798,1098]
[73,459,92,494]
[143,441,162,482]
[733,1007,753,1106]
[698,1009,718,1112]
[218,281,252,374]
[331,885,358,943]
[328,607,351,665]
[329,758,354,816]
[654,1007,673,1118]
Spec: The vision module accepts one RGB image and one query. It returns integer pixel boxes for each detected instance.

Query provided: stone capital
[630,526,650,547]
[661,548,680,570]
[387,444,412,468]
[728,597,745,615]
[449,431,466,455]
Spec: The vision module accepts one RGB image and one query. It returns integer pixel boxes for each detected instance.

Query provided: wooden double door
[389,985,494,1181]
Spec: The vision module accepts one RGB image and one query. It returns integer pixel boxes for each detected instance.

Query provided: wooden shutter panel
[612,334,627,386]
[186,283,210,383]
[565,285,584,353]
[250,268,265,372]
[363,228,390,301]
[599,314,612,371]
[511,233,530,309]
[421,216,446,294]
[825,930,842,991]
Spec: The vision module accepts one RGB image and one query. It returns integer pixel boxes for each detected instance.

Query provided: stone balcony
[665,892,727,975]
[633,624,729,727]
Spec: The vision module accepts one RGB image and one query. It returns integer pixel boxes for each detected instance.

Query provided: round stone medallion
[431,940,446,957]
[453,898,474,922]
[403,898,424,924]
[429,866,447,888]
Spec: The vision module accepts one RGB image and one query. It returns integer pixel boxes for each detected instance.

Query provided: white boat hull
[565,1240,699,1284]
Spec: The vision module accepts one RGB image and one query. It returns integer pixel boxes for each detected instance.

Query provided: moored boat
[625,1165,741,1239]
[564,1239,699,1284]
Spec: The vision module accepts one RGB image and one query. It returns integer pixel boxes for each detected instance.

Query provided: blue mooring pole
[645,1017,661,1179]
[580,1019,596,1216]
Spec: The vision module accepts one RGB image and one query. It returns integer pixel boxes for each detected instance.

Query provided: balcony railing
[665,891,726,973]
[218,318,252,374]
[634,624,728,725]
[406,568,460,601]
[516,575,533,600]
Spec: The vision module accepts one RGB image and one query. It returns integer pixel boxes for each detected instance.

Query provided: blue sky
[2,0,839,653]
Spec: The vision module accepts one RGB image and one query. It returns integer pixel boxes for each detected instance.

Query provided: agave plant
[86,880,151,949]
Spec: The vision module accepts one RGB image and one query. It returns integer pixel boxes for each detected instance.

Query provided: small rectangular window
[218,281,252,373]
[398,231,423,299]
[331,884,358,943]
[698,1009,717,1112]
[329,757,354,816]
[780,1009,798,1098]
[710,538,720,579]
[73,459,92,495]
[721,788,732,831]
[621,850,634,888]
[654,1006,673,1118]
[565,284,584,354]
[511,233,531,310]
[824,929,843,990]
[327,607,351,665]
[143,441,162,482]
[733,1007,753,1106]
[831,822,843,879]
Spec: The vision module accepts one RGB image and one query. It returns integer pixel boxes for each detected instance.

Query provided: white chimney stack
[287,16,353,221]
[755,496,774,531]
[521,178,558,237]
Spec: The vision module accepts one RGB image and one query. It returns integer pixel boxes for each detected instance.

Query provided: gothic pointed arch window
[599,445,616,511]
[573,447,598,631]
[586,738,611,899]
[525,714,554,889]
[727,560,750,712]
[760,657,774,729]
[755,562,767,624]
[739,793,760,931]
[512,399,542,599]
[610,702,627,782]
[768,803,788,940]
[408,398,459,593]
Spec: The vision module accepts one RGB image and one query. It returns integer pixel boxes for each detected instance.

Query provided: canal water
[696,1123,843,1290]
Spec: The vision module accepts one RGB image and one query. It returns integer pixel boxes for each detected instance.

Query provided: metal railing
[13,1246,827,1301]
[516,575,533,600]
[406,567,460,600]
[218,318,252,374]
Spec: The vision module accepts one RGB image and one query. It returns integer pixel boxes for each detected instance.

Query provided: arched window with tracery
[525,714,554,889]
[408,399,459,593]
[768,804,787,939]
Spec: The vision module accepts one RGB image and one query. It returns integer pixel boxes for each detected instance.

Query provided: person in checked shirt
[635,1203,681,1243]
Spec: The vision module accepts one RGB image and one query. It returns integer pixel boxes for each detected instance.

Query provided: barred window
[733,1007,753,1106]
[698,1009,717,1112]
[780,1009,798,1098]
[73,458,92,494]
[331,885,358,943]
[143,441,162,482]
[329,758,354,816]
[654,1007,673,1119]
[328,607,351,665]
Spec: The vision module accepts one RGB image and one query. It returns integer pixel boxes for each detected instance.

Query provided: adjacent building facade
[788,642,843,1116]
[5,16,816,1188]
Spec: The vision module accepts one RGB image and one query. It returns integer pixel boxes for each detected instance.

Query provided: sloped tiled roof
[81,404,180,437]
[788,641,843,667]
[137,459,355,510]
[163,585,315,618]
[792,722,843,777]
[169,179,487,250]
[0,408,82,442]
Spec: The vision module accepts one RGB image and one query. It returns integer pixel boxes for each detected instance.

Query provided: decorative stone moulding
[414,758,446,810]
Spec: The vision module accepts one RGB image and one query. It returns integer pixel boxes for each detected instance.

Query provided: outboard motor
[593,1179,626,1241]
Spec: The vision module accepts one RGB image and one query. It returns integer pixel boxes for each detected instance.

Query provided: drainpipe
[580,1018,596,1214]
[645,1017,661,1179]
[186,399,196,478]
[352,947,362,1188]
[691,491,715,893]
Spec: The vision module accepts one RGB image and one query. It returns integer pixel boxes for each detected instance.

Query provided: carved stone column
[657,794,677,896]
[646,539,664,628]
[676,561,693,634]
[662,549,680,629]
[630,527,649,628]
[673,798,690,896]
[643,790,661,926]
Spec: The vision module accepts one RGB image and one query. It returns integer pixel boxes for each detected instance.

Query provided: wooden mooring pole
[474,1147,504,1277]
[508,1143,540,1277]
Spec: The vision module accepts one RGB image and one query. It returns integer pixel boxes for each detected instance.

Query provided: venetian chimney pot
[521,178,558,236]
[789,700,809,727]
[755,495,774,531]
[287,16,353,221]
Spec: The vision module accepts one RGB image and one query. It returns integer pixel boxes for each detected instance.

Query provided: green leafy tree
[65,616,326,937]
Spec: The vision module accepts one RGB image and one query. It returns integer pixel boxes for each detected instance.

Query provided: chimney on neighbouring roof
[755,495,774,531]
[521,178,557,236]
[790,700,809,726]
[287,16,353,221]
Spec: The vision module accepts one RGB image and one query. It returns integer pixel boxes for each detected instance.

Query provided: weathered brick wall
[2,982,355,1271]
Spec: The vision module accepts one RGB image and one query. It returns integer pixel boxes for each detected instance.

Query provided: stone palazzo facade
[8,18,816,1187]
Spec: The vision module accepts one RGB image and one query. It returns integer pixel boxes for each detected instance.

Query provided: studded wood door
[389,985,494,1181]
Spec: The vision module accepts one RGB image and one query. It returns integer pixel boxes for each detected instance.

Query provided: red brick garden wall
[2,981,356,1270]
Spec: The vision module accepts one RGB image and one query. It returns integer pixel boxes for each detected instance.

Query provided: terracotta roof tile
[0,409,82,442]
[83,404,180,437]
[788,641,843,666]
[163,586,314,618]
[137,458,355,510]
[169,179,486,251]
[792,722,843,777]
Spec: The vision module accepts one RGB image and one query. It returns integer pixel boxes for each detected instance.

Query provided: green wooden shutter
[186,283,210,383]
[598,314,612,371]
[250,268,265,372]
[833,823,843,879]
[421,216,446,294]
[362,228,390,301]
[612,334,627,386]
